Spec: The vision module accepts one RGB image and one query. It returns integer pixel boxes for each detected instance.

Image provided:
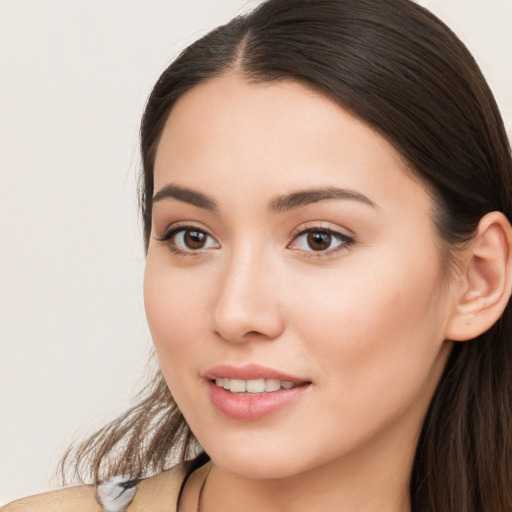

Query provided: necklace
[196,464,212,512]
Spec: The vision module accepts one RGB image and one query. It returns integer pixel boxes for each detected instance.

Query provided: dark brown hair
[62,1,512,510]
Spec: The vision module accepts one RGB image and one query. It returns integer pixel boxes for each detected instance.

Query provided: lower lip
[207,381,310,420]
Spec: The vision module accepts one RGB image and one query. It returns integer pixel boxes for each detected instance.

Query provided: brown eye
[183,230,207,249]
[307,231,332,251]
[288,227,354,255]
[159,226,220,253]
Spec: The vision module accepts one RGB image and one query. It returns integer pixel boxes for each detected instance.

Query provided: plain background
[1,0,511,504]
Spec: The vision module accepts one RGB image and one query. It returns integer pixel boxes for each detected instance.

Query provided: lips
[204,364,311,420]
[204,363,308,382]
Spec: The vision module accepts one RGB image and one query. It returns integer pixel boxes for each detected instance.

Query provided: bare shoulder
[128,464,188,511]
[1,465,189,512]
[1,485,100,512]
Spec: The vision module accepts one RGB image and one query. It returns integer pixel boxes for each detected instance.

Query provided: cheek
[143,256,211,374]
[276,259,449,458]
[144,262,213,421]
[287,250,447,395]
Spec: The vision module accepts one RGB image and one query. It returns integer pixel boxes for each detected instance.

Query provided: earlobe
[445,211,512,342]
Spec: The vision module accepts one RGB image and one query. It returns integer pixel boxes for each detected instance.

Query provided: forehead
[153,73,429,217]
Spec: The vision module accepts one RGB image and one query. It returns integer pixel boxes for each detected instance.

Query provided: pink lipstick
[204,364,311,420]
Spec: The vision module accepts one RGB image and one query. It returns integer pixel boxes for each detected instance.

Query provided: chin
[198,434,316,480]
[214,454,302,480]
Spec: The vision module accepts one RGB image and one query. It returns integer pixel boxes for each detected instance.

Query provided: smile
[205,365,311,420]
[214,378,297,394]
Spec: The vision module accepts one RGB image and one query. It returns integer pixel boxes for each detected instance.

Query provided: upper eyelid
[156,221,213,239]
[290,221,354,238]
[155,221,353,247]
[290,228,354,245]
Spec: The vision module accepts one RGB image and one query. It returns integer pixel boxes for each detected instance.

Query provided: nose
[210,248,285,343]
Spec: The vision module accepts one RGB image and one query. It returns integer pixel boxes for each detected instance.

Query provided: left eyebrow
[269,187,379,212]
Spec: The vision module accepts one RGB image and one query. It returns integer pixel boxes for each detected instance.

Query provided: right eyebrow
[152,184,218,211]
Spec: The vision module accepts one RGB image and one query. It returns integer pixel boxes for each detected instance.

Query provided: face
[144,75,455,480]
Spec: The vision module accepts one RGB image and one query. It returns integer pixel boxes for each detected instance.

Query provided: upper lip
[204,364,309,383]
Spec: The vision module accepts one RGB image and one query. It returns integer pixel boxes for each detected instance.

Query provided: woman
[4,0,512,510]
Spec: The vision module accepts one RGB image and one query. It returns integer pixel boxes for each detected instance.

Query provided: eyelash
[155,223,218,257]
[155,224,355,257]
[288,226,355,257]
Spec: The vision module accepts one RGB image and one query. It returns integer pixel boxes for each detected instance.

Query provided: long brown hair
[61,1,512,510]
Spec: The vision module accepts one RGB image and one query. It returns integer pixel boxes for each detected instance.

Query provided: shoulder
[1,484,99,512]
[1,464,189,512]
[127,464,189,511]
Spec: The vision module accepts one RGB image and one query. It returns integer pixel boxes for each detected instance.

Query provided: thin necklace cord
[196,464,212,512]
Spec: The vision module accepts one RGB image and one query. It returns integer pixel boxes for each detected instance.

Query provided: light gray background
[1,0,511,504]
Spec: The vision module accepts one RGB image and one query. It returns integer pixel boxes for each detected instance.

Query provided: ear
[445,211,512,341]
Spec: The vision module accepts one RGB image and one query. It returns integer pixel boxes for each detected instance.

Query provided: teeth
[246,379,265,393]
[230,379,246,393]
[265,379,281,392]
[214,378,298,393]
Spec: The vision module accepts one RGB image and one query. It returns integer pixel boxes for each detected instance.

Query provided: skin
[144,74,459,512]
